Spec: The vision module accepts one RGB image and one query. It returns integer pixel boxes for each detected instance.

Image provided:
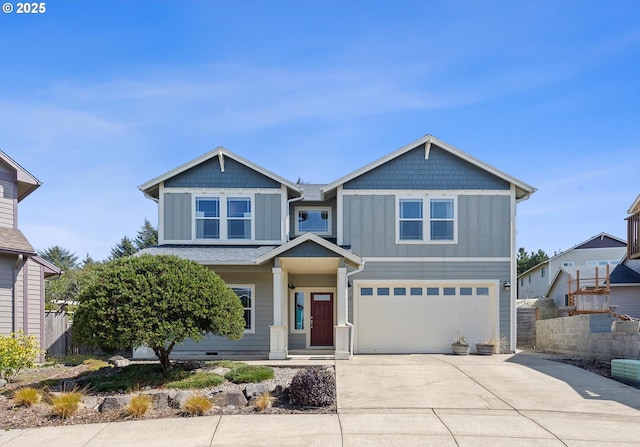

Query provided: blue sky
[1,0,638,261]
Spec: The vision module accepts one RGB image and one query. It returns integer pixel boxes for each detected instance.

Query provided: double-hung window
[399,199,423,240]
[227,197,252,239]
[194,195,252,240]
[195,197,220,239]
[230,285,254,333]
[398,196,456,242]
[430,198,455,241]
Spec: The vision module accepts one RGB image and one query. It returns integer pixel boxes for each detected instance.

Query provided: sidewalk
[2,353,640,446]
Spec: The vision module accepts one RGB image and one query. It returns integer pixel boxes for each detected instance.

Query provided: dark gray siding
[343,194,510,257]
[288,274,336,287]
[165,157,282,189]
[350,260,512,345]
[344,144,510,190]
[255,194,282,241]
[172,267,273,354]
[280,241,341,258]
[164,193,192,240]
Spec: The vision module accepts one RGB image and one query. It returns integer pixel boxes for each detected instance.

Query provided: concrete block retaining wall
[536,314,640,361]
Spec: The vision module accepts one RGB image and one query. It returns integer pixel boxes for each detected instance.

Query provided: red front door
[310,293,333,346]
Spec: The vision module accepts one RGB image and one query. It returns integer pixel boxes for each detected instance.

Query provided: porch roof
[136,245,276,265]
[254,233,363,267]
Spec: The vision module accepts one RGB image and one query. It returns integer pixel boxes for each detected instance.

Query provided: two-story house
[517,233,627,305]
[0,151,60,358]
[138,135,535,359]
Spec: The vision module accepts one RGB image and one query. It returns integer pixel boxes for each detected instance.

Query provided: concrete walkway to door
[2,352,640,446]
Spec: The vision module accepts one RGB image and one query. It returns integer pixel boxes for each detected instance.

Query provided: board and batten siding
[163,192,283,242]
[172,269,273,354]
[343,194,510,258]
[255,194,281,241]
[349,260,512,344]
[0,179,15,229]
[0,255,14,334]
[25,258,43,346]
[163,193,192,240]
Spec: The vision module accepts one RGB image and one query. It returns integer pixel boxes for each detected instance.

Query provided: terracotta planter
[451,344,471,355]
[476,343,495,355]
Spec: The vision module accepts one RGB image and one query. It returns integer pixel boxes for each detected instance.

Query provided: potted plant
[451,334,470,355]
[476,339,497,355]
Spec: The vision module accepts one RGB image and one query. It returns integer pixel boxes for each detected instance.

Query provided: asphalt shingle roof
[136,245,276,264]
[0,228,35,255]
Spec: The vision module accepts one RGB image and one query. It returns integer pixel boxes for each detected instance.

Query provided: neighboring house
[627,194,640,260]
[138,134,535,359]
[0,151,61,358]
[517,233,626,302]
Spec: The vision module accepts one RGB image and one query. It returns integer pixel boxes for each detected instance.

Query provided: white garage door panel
[356,283,497,354]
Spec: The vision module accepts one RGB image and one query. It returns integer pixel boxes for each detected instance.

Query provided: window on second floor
[295,207,331,235]
[194,195,252,240]
[398,196,456,243]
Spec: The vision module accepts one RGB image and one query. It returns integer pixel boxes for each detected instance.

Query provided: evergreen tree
[134,218,158,250]
[37,246,78,272]
[109,236,137,260]
[517,247,550,275]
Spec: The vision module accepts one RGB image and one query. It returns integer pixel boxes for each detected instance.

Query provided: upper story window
[398,196,456,243]
[194,195,252,240]
[562,262,574,267]
[295,207,331,235]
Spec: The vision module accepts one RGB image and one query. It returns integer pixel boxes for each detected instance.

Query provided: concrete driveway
[336,352,640,446]
[3,352,640,446]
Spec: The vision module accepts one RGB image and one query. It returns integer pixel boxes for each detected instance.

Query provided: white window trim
[192,193,254,241]
[294,206,332,236]
[229,284,255,334]
[395,194,458,244]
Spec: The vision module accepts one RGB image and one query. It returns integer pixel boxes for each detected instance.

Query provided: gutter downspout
[13,254,24,333]
[345,260,366,356]
[285,193,304,242]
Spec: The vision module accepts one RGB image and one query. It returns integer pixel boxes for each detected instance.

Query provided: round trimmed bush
[289,367,335,407]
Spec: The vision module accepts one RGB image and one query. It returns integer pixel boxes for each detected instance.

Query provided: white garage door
[355,281,499,353]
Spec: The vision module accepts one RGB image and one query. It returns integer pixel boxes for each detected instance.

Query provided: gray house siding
[343,194,510,257]
[0,255,13,334]
[280,241,341,258]
[255,194,281,241]
[164,193,192,240]
[165,157,281,189]
[350,260,512,343]
[0,179,15,229]
[172,266,273,354]
[344,144,510,191]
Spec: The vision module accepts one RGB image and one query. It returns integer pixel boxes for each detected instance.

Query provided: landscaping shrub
[0,331,41,381]
[289,367,335,407]
[126,394,152,418]
[50,390,83,419]
[13,387,42,407]
[253,392,275,411]
[183,394,212,416]
[224,365,273,383]
[166,372,225,389]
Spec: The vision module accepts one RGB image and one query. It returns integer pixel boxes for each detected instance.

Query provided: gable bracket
[217,152,225,172]
[424,140,432,159]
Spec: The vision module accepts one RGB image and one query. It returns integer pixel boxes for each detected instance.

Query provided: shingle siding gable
[165,157,281,189]
[344,144,510,190]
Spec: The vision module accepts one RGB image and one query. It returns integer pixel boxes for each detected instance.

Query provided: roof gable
[629,193,640,215]
[140,147,301,200]
[574,233,626,250]
[322,135,536,200]
[611,262,640,284]
[0,151,41,201]
[255,233,362,266]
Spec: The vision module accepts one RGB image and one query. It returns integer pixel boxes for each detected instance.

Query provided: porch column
[269,267,287,360]
[335,267,350,359]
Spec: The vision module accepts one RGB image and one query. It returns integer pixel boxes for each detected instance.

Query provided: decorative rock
[100,395,132,412]
[144,391,170,410]
[245,383,269,398]
[171,390,195,409]
[108,356,130,368]
[81,396,101,410]
[0,379,6,389]
[212,391,247,407]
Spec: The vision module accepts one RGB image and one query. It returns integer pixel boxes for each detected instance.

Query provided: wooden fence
[44,311,94,357]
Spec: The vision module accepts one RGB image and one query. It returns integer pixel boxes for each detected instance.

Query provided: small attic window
[295,207,331,235]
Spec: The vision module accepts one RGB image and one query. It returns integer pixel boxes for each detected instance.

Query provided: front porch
[254,233,363,361]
